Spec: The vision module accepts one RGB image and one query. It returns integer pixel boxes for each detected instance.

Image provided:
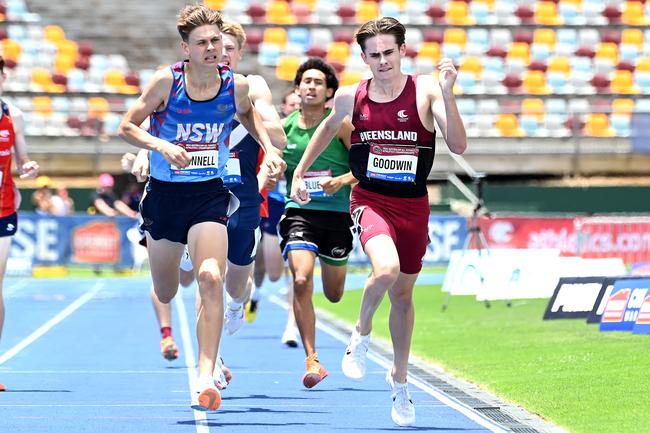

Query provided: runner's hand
[19,160,39,179]
[290,176,310,205]
[131,151,150,182]
[121,153,136,172]
[265,151,286,179]
[437,57,458,94]
[320,177,341,195]
[161,142,190,168]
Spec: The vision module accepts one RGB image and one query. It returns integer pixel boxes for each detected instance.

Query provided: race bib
[223,151,241,185]
[304,169,332,197]
[277,178,287,196]
[170,143,219,177]
[367,144,418,182]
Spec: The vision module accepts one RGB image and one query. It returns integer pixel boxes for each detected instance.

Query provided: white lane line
[0,281,104,366]
[3,279,29,296]
[175,291,209,433]
[269,294,511,433]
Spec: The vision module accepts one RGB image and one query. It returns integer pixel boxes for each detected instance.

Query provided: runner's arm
[118,68,191,168]
[429,59,467,154]
[9,104,39,178]
[248,75,287,150]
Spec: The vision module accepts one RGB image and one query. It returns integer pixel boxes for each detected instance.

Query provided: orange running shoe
[191,375,221,411]
[302,353,328,389]
[0,383,5,391]
[160,336,179,361]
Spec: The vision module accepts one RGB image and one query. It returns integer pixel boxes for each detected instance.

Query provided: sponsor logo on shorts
[331,247,346,257]
[6,223,14,232]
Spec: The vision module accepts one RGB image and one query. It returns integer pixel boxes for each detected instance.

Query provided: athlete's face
[181,24,223,68]
[361,34,405,78]
[221,34,243,71]
[296,69,332,107]
[281,92,301,117]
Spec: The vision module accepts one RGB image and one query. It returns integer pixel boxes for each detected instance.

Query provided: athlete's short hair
[176,4,224,42]
[221,21,247,50]
[355,17,406,52]
[293,57,339,100]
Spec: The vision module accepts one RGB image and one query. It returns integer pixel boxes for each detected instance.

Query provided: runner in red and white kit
[0,55,40,392]
[290,17,466,426]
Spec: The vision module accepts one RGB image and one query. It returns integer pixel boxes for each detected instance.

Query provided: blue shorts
[140,177,230,244]
[227,205,261,266]
[260,197,284,236]
[0,212,17,237]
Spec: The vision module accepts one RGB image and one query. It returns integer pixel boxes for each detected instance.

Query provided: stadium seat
[267,1,297,24]
[558,1,584,25]
[583,0,606,24]
[460,56,482,79]
[590,73,611,93]
[535,1,563,25]
[621,28,644,50]
[522,70,551,94]
[612,98,635,117]
[514,4,535,23]
[507,42,531,64]
[246,4,267,24]
[88,96,110,120]
[522,97,545,121]
[340,70,364,86]
[44,25,65,44]
[610,114,631,136]
[446,1,474,25]
[31,96,53,116]
[326,41,350,65]
[204,0,227,10]
[292,3,313,24]
[417,42,441,61]
[595,42,619,65]
[547,72,572,94]
[257,43,281,67]
[533,28,556,49]
[2,38,21,62]
[276,56,301,81]
[357,1,380,23]
[245,30,263,53]
[470,1,494,25]
[444,28,467,48]
[635,71,650,93]
[547,56,571,76]
[263,28,288,48]
[495,114,524,137]
[610,70,639,94]
[54,53,76,74]
[621,1,648,25]
[584,113,615,136]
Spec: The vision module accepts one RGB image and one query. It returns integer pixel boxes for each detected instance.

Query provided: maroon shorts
[350,186,429,274]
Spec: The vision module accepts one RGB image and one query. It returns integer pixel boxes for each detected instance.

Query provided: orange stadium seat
[533,28,556,49]
[340,70,364,86]
[521,98,545,121]
[56,39,78,58]
[507,42,531,64]
[446,1,474,25]
[637,57,650,73]
[204,0,227,10]
[356,1,380,23]
[2,38,21,61]
[610,70,639,94]
[267,1,297,25]
[263,27,288,48]
[32,96,53,116]
[535,1,563,25]
[460,56,482,79]
[522,70,551,94]
[621,1,648,25]
[44,25,65,44]
[326,41,351,65]
[584,113,615,137]
[595,42,619,64]
[612,98,635,117]
[444,28,467,48]
[621,28,644,50]
[88,96,110,120]
[54,53,76,74]
[275,56,301,81]
[495,114,524,137]
[547,56,571,76]
[417,42,441,61]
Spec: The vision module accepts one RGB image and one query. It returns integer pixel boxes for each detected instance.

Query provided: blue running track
[0,276,510,432]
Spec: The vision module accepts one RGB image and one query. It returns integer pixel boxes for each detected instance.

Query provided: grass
[314,281,650,433]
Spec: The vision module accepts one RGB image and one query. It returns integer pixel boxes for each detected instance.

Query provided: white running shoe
[386,370,415,426]
[179,246,193,272]
[281,326,299,348]
[341,328,370,381]
[224,302,244,335]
